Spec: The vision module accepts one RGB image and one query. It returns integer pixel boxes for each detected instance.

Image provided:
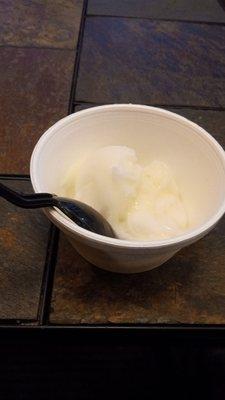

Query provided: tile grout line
[37,227,59,325]
[86,13,225,26]
[74,101,225,112]
[37,0,89,325]
[68,0,89,114]
[1,324,225,333]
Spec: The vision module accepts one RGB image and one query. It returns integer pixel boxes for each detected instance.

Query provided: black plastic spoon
[0,182,115,238]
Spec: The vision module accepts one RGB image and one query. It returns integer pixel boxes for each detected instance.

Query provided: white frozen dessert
[63,146,188,240]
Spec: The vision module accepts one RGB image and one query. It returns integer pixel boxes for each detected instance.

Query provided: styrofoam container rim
[30,104,225,249]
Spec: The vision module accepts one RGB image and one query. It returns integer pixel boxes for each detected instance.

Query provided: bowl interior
[31,105,225,235]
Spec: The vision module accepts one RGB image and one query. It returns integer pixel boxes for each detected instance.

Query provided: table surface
[1,0,225,329]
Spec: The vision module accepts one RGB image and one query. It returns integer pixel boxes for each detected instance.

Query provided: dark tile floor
[1,0,225,327]
[0,0,83,49]
[76,17,225,106]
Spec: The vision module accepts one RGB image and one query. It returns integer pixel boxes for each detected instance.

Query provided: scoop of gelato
[64,146,188,240]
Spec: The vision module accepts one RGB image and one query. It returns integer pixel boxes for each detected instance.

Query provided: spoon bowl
[52,196,115,238]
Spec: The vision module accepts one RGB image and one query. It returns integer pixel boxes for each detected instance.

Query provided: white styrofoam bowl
[30,104,225,273]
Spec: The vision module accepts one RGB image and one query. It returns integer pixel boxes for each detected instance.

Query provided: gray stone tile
[0,0,83,49]
[0,179,50,321]
[76,18,225,107]
[0,47,74,174]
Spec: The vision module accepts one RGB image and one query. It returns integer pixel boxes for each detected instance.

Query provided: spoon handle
[0,182,54,208]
